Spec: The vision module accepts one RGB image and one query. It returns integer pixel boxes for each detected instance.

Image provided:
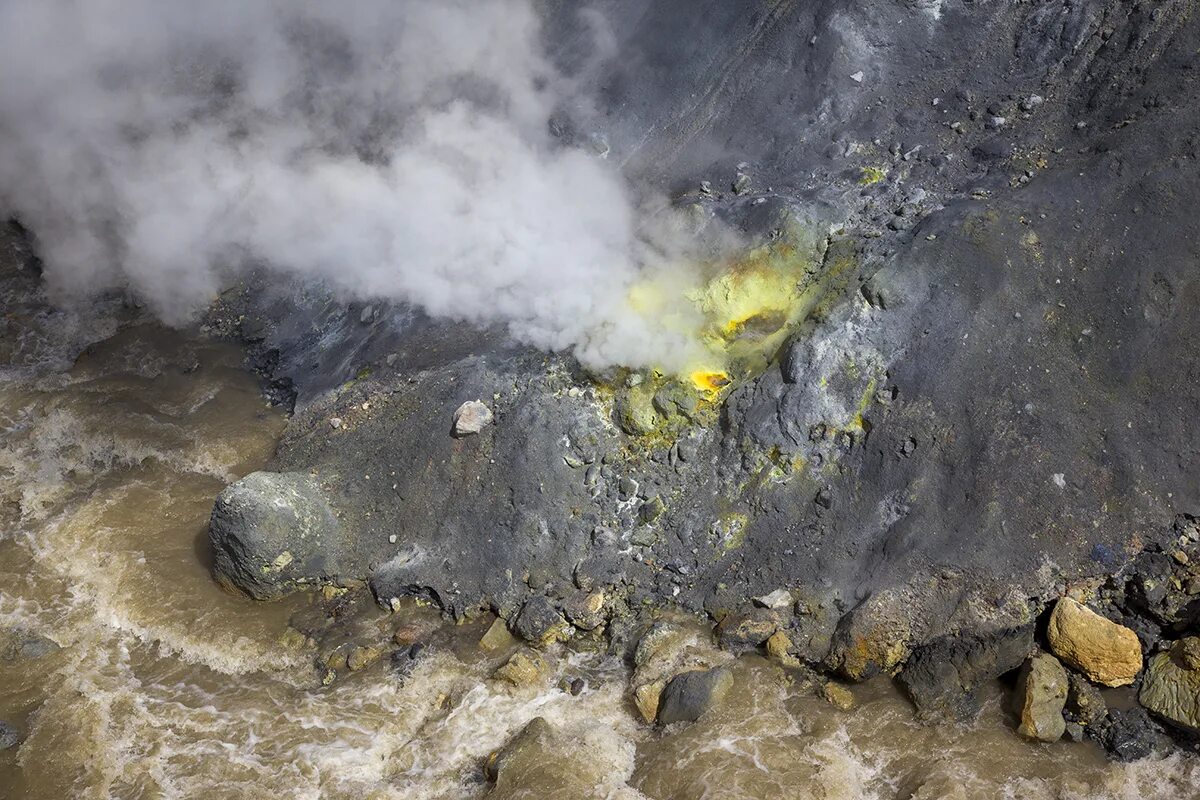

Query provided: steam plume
[0,0,712,370]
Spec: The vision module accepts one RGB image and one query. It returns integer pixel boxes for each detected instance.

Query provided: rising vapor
[0,0,715,371]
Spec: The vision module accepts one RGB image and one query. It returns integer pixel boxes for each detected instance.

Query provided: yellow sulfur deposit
[690,370,731,394]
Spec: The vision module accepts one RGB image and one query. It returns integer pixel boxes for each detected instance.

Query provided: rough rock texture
[209,472,343,600]
[899,624,1035,721]
[1139,641,1200,733]
[206,0,1200,749]
[1013,653,1068,742]
[0,720,19,751]
[452,400,492,437]
[1047,598,1142,687]
[657,667,733,725]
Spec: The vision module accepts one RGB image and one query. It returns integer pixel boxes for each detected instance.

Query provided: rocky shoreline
[196,0,1200,771]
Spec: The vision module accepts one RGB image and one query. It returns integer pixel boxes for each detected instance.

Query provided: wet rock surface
[204,0,1200,761]
[1013,653,1068,742]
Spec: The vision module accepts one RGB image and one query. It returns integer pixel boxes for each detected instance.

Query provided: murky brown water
[2,240,1199,799]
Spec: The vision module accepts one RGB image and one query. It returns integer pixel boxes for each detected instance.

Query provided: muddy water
[2,255,1199,799]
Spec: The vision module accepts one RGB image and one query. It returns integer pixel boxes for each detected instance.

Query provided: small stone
[754,589,793,610]
[393,623,425,645]
[561,591,606,631]
[639,496,666,524]
[766,630,793,661]
[1047,597,1142,686]
[359,305,374,323]
[493,649,550,688]
[1066,673,1106,727]
[479,617,516,652]
[849,71,864,83]
[820,681,855,710]
[329,417,343,429]
[452,400,493,437]
[717,608,779,652]
[346,645,382,672]
[634,681,665,723]
[511,596,569,646]
[1013,653,1068,742]
[658,668,733,724]
[0,721,19,751]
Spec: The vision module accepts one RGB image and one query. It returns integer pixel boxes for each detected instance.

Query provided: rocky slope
[206,0,1200,756]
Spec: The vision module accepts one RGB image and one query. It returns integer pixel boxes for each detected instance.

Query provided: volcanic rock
[657,667,733,724]
[1012,653,1068,742]
[452,400,492,437]
[0,721,18,751]
[511,597,569,646]
[1139,639,1200,733]
[1065,673,1106,729]
[898,623,1034,721]
[1046,598,1142,687]
[208,471,343,600]
[493,649,551,688]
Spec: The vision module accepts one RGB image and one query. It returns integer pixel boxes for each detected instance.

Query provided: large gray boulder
[209,471,343,600]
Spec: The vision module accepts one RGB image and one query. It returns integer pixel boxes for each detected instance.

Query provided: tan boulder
[1046,598,1142,686]
[493,649,550,688]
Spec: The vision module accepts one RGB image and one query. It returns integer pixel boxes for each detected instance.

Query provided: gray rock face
[1013,654,1068,742]
[899,624,1034,721]
[657,667,733,725]
[209,472,343,600]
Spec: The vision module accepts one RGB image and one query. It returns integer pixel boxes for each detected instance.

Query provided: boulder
[511,596,569,646]
[561,591,606,631]
[208,471,342,600]
[1138,639,1200,733]
[493,649,551,688]
[898,624,1034,720]
[452,400,493,437]
[1012,653,1068,742]
[657,668,733,724]
[486,717,554,782]
[479,617,516,652]
[1103,707,1166,763]
[346,645,382,672]
[820,681,855,710]
[1046,598,1142,687]
[716,608,778,652]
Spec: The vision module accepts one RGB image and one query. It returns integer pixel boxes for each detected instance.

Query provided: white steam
[0,0,710,370]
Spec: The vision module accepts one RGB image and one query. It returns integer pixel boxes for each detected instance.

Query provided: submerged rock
[1047,598,1142,687]
[208,471,343,600]
[1139,639,1200,733]
[493,649,551,688]
[1012,653,1068,742]
[657,667,733,724]
[0,720,19,751]
[479,617,516,652]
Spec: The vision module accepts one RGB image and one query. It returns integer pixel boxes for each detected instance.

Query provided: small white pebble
[329,417,342,429]
[1053,473,1066,489]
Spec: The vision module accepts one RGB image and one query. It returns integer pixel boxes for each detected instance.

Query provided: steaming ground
[0,0,720,373]
[2,242,1199,800]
